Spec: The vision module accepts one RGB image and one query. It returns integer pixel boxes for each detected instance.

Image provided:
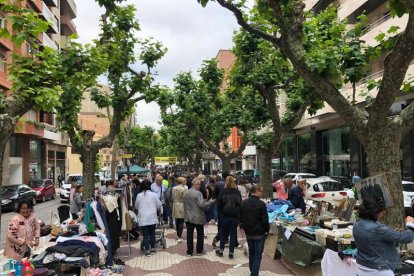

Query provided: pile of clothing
[266,199,295,223]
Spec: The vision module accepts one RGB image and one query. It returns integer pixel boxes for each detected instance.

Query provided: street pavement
[0,190,64,249]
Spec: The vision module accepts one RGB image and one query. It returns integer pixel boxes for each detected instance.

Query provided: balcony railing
[41,2,59,34]
[363,12,392,34]
[42,33,59,51]
[43,0,58,7]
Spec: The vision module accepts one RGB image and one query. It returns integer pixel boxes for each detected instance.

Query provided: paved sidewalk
[120,224,293,276]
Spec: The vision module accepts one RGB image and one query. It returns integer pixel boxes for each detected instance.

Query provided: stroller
[139,215,167,251]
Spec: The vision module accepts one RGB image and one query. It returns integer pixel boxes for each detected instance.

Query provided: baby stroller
[140,215,167,251]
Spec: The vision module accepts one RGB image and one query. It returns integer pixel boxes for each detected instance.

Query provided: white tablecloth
[321,249,357,276]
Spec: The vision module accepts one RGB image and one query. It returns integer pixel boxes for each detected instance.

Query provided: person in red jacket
[240,185,269,276]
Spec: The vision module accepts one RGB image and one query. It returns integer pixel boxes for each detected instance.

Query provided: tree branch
[216,0,279,43]
[369,14,414,121]
[283,99,309,132]
[132,95,146,103]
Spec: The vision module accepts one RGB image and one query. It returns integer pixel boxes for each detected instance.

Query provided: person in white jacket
[135,179,162,257]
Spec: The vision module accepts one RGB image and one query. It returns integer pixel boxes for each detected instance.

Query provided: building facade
[2,0,77,186]
[270,0,414,180]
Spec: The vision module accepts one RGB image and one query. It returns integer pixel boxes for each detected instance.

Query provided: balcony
[43,0,58,7]
[41,2,59,34]
[338,0,368,20]
[14,121,44,137]
[0,37,13,51]
[60,0,77,19]
[28,0,43,13]
[61,15,76,36]
[361,14,409,47]
[42,33,59,51]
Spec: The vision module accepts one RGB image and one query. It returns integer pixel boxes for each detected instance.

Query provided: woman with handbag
[215,176,242,259]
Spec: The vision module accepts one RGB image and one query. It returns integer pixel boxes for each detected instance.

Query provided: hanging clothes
[103,195,121,256]
[96,201,113,266]
[90,201,106,231]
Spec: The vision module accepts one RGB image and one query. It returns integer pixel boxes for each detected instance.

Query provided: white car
[305,176,348,203]
[280,173,316,184]
[60,174,101,203]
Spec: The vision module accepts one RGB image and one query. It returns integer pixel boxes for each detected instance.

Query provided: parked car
[1,184,37,212]
[60,174,101,203]
[329,176,353,189]
[305,177,348,202]
[28,179,56,202]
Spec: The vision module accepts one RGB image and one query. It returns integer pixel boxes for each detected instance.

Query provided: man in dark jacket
[240,185,269,276]
[212,171,229,247]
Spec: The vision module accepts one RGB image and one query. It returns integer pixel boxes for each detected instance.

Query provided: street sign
[155,157,177,162]
[121,154,133,159]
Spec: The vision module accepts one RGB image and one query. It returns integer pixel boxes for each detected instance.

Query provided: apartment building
[271,0,414,180]
[3,0,77,186]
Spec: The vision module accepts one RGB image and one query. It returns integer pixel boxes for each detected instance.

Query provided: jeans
[141,224,156,251]
[176,218,184,238]
[220,216,238,254]
[247,236,266,276]
[167,205,174,227]
[214,213,222,241]
[213,203,218,222]
[186,222,204,255]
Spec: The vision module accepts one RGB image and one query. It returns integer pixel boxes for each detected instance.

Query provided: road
[0,191,64,249]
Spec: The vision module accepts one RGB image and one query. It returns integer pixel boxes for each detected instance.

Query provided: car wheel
[32,197,37,206]
[42,195,46,203]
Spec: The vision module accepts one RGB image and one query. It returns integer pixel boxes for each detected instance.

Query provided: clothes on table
[57,235,107,265]
[56,240,100,266]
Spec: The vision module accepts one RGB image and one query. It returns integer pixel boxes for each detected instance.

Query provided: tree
[0,1,63,220]
[56,0,166,198]
[229,28,322,198]
[119,125,157,166]
[159,59,262,173]
[198,0,414,226]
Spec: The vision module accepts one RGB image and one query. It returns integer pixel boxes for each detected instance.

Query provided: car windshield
[403,183,414,192]
[313,181,344,192]
[3,186,18,195]
[28,180,43,188]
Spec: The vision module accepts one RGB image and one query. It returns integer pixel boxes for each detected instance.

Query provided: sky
[74,0,240,130]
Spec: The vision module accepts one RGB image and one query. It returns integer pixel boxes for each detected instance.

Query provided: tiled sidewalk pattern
[120,224,293,276]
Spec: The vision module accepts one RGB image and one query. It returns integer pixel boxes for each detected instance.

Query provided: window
[0,54,6,72]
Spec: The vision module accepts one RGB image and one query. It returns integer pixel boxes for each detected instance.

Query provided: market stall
[263,198,358,271]
[0,185,134,276]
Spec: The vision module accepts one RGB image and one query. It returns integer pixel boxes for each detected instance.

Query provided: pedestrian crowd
[129,169,269,276]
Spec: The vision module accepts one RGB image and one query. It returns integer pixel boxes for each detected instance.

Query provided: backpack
[223,192,240,217]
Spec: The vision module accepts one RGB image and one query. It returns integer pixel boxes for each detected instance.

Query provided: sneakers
[150,248,156,254]
[187,254,193,257]
[145,251,151,257]
[229,253,234,259]
[212,238,218,248]
[177,238,183,243]
[196,252,205,256]
[215,249,224,257]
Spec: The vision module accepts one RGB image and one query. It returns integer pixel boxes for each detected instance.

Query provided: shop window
[322,127,351,177]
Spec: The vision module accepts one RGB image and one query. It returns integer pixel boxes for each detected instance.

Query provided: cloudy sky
[74,0,240,129]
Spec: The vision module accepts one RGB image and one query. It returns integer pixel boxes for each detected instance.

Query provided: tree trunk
[221,157,231,173]
[363,129,403,228]
[258,147,273,199]
[80,148,99,199]
[111,135,118,180]
[0,116,16,242]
